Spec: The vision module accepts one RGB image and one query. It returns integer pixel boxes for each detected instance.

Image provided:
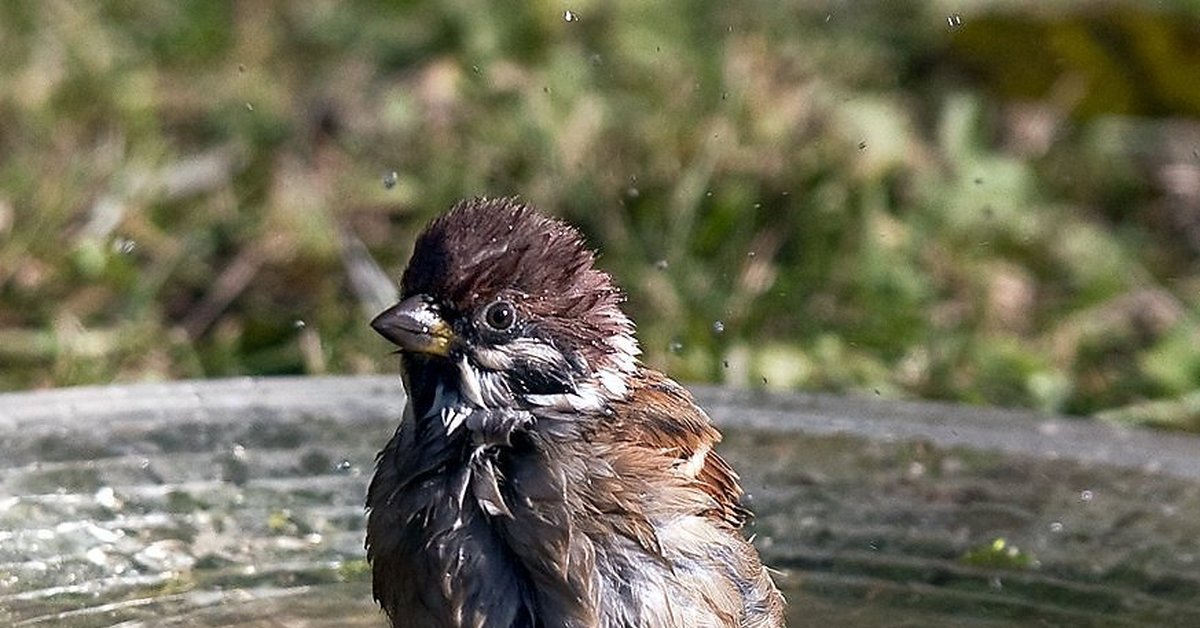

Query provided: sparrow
[367,197,784,628]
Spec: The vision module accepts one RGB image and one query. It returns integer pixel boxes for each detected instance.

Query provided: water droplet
[383,171,398,190]
[654,259,669,270]
[94,486,120,509]
[1080,489,1094,502]
[111,237,137,255]
[947,14,963,29]
[858,140,868,150]
[563,9,578,22]
[293,320,306,330]
[712,320,725,334]
[1049,521,1064,533]
[668,340,683,354]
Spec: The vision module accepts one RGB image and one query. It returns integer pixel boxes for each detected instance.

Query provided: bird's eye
[482,300,517,331]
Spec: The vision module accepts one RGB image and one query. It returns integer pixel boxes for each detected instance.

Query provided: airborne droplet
[111,238,137,255]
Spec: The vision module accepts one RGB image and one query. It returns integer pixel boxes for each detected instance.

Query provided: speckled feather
[367,198,785,628]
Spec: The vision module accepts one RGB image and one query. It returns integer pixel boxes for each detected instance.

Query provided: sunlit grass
[0,1,1197,429]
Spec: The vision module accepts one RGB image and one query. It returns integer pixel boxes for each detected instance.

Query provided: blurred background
[1,0,1198,430]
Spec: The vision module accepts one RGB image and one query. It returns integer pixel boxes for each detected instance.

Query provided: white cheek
[473,339,561,371]
[524,384,607,413]
[476,370,512,407]
[596,368,627,397]
[458,356,519,410]
[472,346,513,370]
[517,339,570,367]
[606,331,639,373]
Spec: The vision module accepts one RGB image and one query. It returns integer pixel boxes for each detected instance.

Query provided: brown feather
[605,370,750,528]
[367,198,785,628]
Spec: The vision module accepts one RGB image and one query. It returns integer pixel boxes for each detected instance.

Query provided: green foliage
[0,1,1198,429]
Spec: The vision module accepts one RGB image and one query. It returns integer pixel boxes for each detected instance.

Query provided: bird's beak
[370,295,455,357]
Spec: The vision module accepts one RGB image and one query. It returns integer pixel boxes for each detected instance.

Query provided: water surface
[2,377,1198,626]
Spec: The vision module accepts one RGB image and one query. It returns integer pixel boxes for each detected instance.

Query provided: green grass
[1,1,1198,429]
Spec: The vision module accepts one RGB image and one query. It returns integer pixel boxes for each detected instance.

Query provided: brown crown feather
[402,197,620,312]
[401,196,636,373]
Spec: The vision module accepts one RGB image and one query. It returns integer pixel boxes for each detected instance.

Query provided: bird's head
[371,198,640,415]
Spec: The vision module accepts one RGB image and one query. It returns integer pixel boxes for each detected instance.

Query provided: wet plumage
[367,198,784,628]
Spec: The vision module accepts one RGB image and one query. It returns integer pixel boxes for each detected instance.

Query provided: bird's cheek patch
[471,346,514,370]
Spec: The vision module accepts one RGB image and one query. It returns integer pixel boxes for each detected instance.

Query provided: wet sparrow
[368,198,784,627]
